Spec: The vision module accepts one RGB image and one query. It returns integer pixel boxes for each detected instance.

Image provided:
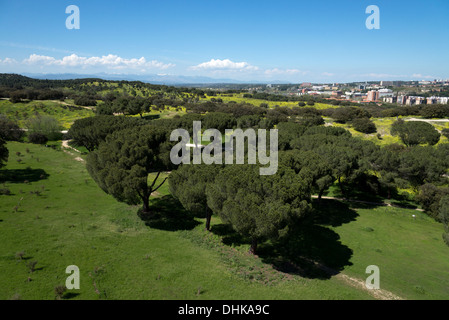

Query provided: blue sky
[0,0,448,83]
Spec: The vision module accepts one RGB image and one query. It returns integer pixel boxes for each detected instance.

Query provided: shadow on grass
[210,224,247,247]
[212,199,358,280]
[312,199,359,227]
[142,114,161,120]
[138,195,201,231]
[0,168,49,184]
[63,292,80,300]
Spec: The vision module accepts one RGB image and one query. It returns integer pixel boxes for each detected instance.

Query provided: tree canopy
[391,120,440,147]
[86,125,175,214]
[206,164,312,254]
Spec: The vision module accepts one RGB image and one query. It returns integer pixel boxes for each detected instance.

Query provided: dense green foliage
[26,115,62,141]
[391,120,441,146]
[352,118,377,134]
[68,115,147,151]
[0,138,8,168]
[86,126,175,213]
[169,164,222,231]
[0,115,24,141]
[206,165,312,254]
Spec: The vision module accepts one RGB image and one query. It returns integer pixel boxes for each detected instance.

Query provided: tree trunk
[249,238,258,255]
[205,209,212,231]
[142,195,150,214]
[338,177,346,199]
[317,188,325,206]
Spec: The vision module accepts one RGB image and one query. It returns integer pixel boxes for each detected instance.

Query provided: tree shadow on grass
[259,199,358,279]
[0,168,49,184]
[312,199,359,227]
[63,292,80,300]
[138,195,201,231]
[212,199,358,280]
[258,224,353,279]
[210,224,248,247]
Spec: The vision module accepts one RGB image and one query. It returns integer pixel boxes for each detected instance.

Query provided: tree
[420,104,449,119]
[280,150,333,204]
[277,122,307,151]
[438,196,449,246]
[398,146,447,189]
[331,107,371,124]
[203,112,236,133]
[442,128,449,140]
[169,164,222,231]
[373,144,404,199]
[26,115,62,141]
[86,126,175,214]
[290,129,378,198]
[299,115,325,127]
[236,115,262,129]
[0,115,24,141]
[0,138,8,169]
[68,116,146,151]
[28,132,48,145]
[391,120,440,147]
[206,164,312,254]
[352,118,377,134]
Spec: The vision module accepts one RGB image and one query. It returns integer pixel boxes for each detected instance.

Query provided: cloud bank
[1,54,175,72]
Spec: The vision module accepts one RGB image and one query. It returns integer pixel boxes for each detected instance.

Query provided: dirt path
[61,140,85,163]
[405,117,449,123]
[300,256,403,300]
[312,195,424,212]
[335,273,403,300]
[51,100,95,110]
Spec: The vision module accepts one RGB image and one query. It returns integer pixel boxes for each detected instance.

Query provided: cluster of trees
[26,115,63,143]
[95,96,184,117]
[78,111,449,251]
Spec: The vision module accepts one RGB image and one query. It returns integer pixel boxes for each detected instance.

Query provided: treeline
[0,74,215,102]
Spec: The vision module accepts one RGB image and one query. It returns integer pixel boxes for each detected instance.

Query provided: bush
[26,115,62,141]
[352,118,377,134]
[0,115,25,141]
[442,128,449,139]
[28,132,48,145]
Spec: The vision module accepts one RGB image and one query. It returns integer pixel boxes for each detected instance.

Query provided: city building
[366,90,379,102]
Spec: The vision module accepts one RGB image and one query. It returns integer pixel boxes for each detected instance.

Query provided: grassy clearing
[328,117,449,147]
[203,94,339,110]
[331,203,449,299]
[0,100,94,129]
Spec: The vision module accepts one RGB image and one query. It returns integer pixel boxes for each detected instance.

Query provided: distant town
[238,79,449,106]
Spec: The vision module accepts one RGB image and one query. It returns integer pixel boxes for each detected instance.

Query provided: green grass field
[0,100,94,129]
[203,94,339,110]
[1,142,448,300]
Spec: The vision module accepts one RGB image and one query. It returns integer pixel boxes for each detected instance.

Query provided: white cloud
[411,73,434,80]
[22,54,175,71]
[362,73,407,79]
[191,59,258,71]
[265,68,306,75]
[0,57,18,65]
[321,72,335,77]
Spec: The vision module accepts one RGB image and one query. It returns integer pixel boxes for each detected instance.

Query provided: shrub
[28,132,48,145]
[54,285,67,300]
[352,118,377,134]
[26,115,62,141]
[442,128,449,139]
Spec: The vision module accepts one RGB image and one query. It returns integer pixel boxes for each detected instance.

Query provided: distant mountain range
[22,73,287,86]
